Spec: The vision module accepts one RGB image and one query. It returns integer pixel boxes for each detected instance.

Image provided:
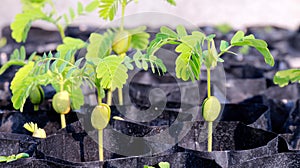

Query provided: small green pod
[112,30,131,55]
[29,85,44,105]
[52,91,70,114]
[91,103,111,130]
[202,96,221,122]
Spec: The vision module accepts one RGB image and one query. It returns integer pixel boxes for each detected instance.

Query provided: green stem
[206,67,212,152]
[33,105,39,111]
[208,121,213,152]
[120,0,126,31]
[207,67,211,98]
[59,78,67,128]
[59,78,64,92]
[60,114,66,128]
[56,24,65,40]
[107,89,112,106]
[97,87,102,105]
[118,88,123,105]
[37,57,76,68]
[98,129,104,161]
[217,45,233,57]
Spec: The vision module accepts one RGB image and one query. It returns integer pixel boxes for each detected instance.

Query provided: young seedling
[93,0,176,105]
[0,153,29,163]
[11,0,99,43]
[10,51,86,128]
[85,0,174,161]
[0,46,46,111]
[4,0,97,111]
[148,25,274,152]
[90,102,111,161]
[23,122,46,138]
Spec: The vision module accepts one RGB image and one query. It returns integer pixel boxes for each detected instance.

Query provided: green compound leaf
[99,0,119,21]
[21,0,47,11]
[180,31,206,48]
[77,2,84,14]
[220,40,229,51]
[175,52,199,81]
[10,9,46,43]
[69,8,75,20]
[232,39,268,48]
[176,25,187,38]
[96,56,128,90]
[230,30,244,44]
[67,84,84,110]
[230,31,274,66]
[10,62,35,112]
[57,37,87,58]
[133,50,166,75]
[128,26,150,50]
[160,26,178,38]
[0,60,26,75]
[273,69,300,87]
[86,31,114,64]
[0,46,28,75]
[123,56,134,70]
[256,47,274,67]
[85,0,100,12]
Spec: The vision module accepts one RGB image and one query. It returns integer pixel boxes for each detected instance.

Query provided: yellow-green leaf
[10,9,46,43]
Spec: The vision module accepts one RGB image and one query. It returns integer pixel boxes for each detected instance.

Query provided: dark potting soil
[0,119,298,168]
[0,132,38,157]
[278,99,300,150]
[224,78,267,103]
[0,152,221,168]
[178,121,290,167]
[221,103,270,130]
[231,153,300,168]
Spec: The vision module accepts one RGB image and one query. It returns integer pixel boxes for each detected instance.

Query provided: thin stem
[207,67,211,98]
[98,129,104,161]
[59,77,67,128]
[107,89,112,106]
[60,114,66,128]
[97,87,102,105]
[118,88,123,105]
[206,67,212,152]
[120,0,126,31]
[59,77,64,92]
[217,45,233,57]
[208,121,213,152]
[36,57,77,69]
[34,105,39,111]
[56,24,66,40]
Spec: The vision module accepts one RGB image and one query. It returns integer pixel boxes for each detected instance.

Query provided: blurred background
[1,0,300,36]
